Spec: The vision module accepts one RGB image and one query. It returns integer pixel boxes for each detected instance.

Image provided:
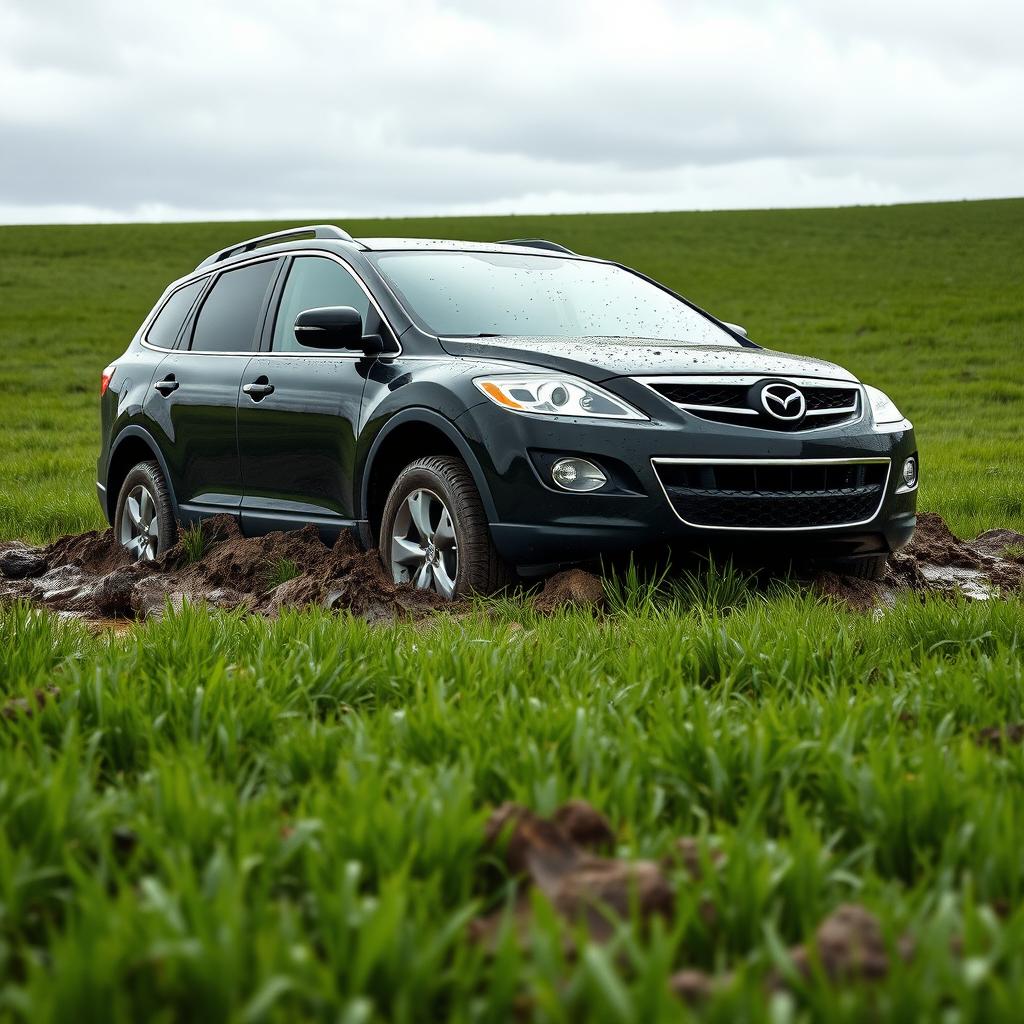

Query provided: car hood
[438,336,858,383]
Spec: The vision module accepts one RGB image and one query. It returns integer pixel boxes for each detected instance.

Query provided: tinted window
[272,256,371,352]
[190,260,278,352]
[372,252,737,346]
[147,278,205,348]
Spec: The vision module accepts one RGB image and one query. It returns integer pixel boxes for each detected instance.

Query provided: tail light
[101,365,116,396]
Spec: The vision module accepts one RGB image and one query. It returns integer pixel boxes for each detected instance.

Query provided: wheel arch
[104,426,179,523]
[360,409,496,545]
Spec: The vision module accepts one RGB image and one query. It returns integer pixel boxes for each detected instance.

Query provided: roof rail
[498,238,576,255]
[195,224,359,270]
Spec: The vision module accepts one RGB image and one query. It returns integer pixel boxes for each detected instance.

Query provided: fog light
[551,457,607,492]
[901,457,918,489]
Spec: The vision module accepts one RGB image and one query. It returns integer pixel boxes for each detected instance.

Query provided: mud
[1,512,1022,622]
[975,723,1024,750]
[475,799,911,1004]
[812,512,1024,609]
[671,903,893,1003]
[2,685,60,721]
[473,801,681,948]
[0,516,452,623]
[532,568,606,614]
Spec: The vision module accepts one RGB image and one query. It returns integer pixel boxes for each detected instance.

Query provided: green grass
[179,523,207,564]
[1,199,1022,542]
[267,557,301,590]
[4,592,1024,1021]
[2,200,1024,1020]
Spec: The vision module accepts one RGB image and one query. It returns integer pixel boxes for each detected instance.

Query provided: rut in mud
[0,511,1022,622]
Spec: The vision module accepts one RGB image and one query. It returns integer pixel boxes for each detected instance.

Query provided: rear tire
[380,455,512,598]
[829,554,889,581]
[113,461,176,562]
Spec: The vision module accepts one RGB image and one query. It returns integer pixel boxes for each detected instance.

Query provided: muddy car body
[98,225,918,595]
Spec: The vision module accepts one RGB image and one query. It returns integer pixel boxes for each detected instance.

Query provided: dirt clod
[971,529,1024,561]
[0,547,47,579]
[2,685,60,721]
[478,801,676,945]
[975,723,1024,750]
[668,968,722,1004]
[783,903,890,985]
[533,569,605,613]
[551,800,616,852]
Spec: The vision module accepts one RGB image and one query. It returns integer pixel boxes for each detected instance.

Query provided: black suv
[98,225,918,596]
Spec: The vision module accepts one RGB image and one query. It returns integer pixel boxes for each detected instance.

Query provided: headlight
[864,385,905,426]
[474,375,646,420]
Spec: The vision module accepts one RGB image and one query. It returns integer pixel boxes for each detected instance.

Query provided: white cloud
[0,0,1020,223]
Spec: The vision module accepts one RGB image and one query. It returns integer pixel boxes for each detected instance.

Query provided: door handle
[242,377,275,400]
[153,376,179,396]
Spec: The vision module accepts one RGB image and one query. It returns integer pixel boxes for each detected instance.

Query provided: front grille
[653,459,889,530]
[640,378,860,431]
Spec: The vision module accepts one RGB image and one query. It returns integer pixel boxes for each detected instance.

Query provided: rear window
[146,278,205,348]
[190,260,278,352]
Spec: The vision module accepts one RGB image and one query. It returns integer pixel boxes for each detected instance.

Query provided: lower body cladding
[456,402,918,572]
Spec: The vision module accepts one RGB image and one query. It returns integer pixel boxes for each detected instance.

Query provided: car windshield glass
[371,252,738,345]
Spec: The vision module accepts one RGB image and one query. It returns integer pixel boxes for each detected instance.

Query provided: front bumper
[456,399,918,570]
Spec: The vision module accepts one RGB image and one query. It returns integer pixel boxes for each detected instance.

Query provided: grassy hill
[1,198,1022,541]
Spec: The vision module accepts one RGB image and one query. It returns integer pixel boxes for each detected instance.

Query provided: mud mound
[533,568,605,613]
[811,571,882,613]
[264,530,452,623]
[2,511,1022,621]
[971,528,1024,561]
[813,513,1024,609]
[0,516,453,623]
[907,512,985,569]
[45,528,131,576]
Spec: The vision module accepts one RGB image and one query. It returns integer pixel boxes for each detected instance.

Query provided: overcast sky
[1,0,1021,224]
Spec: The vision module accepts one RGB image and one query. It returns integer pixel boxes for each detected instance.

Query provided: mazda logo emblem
[759,382,806,421]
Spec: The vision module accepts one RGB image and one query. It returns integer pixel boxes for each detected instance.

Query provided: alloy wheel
[389,488,458,598]
[119,484,160,561]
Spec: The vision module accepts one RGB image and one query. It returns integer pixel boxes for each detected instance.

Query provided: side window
[146,278,206,348]
[272,256,372,353]
[190,260,278,353]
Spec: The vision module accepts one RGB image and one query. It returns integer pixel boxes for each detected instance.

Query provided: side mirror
[723,321,748,339]
[294,306,382,354]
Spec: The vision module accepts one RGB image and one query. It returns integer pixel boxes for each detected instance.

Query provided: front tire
[113,461,176,562]
[380,455,511,599]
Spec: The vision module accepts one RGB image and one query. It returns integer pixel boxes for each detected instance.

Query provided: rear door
[236,254,383,536]
[145,257,280,517]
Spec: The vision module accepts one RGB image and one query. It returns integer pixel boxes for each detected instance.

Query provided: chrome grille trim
[634,375,863,431]
[651,457,891,532]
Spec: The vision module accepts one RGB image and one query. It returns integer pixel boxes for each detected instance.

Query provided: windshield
[371,251,739,345]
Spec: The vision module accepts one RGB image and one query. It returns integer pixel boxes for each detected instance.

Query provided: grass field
[4,587,1024,1021]
[2,200,1024,1021]
[0,199,1022,542]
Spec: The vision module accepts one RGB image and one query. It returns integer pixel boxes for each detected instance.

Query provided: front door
[236,254,381,537]
[144,258,280,517]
